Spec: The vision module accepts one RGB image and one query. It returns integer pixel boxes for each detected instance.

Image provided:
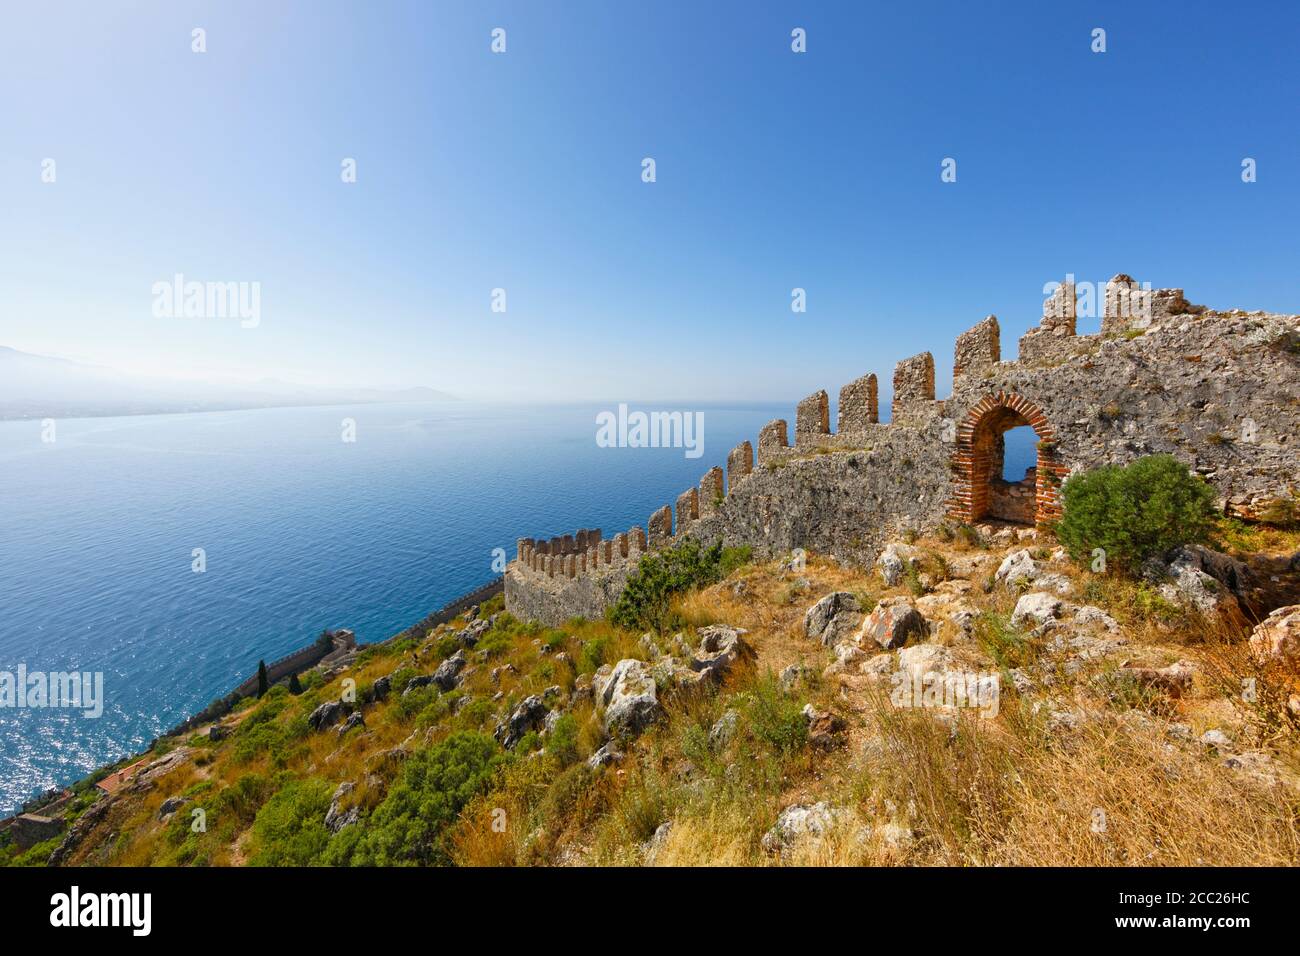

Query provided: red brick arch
[947,392,1066,526]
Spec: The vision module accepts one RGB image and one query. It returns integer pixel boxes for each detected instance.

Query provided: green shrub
[248,777,334,866]
[610,539,729,634]
[335,731,504,865]
[547,713,580,767]
[1056,455,1217,575]
[745,675,807,755]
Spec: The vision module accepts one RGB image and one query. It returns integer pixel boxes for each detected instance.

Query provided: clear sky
[1,1,1297,404]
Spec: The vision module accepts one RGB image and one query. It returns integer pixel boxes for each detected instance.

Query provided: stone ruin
[506,273,1300,624]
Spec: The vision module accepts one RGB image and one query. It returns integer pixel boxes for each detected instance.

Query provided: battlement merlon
[795,390,830,446]
[953,316,1000,381]
[892,351,936,423]
[838,373,878,435]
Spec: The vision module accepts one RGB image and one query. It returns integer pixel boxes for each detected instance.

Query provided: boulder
[895,643,955,681]
[802,704,846,750]
[595,659,661,735]
[690,625,753,682]
[1248,605,1300,664]
[308,699,347,732]
[876,543,917,587]
[1121,659,1196,698]
[402,674,437,696]
[1011,592,1064,629]
[324,782,360,834]
[804,592,863,647]
[336,711,366,737]
[495,695,549,749]
[860,597,927,650]
[158,796,189,820]
[779,663,815,692]
[433,650,467,691]
[457,618,490,647]
[761,802,845,856]
[587,742,624,769]
[370,675,391,702]
[995,549,1039,590]
[709,709,740,749]
[1156,550,1240,617]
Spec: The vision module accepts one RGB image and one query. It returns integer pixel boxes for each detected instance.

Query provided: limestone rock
[995,549,1040,589]
[595,659,661,735]
[1121,659,1196,698]
[860,597,927,650]
[1248,605,1300,664]
[803,591,863,647]
[324,782,360,834]
[587,742,624,769]
[495,695,549,749]
[802,704,846,750]
[761,802,845,856]
[779,662,814,692]
[432,649,467,691]
[308,699,347,732]
[709,709,740,749]
[336,711,365,737]
[1011,591,1063,629]
[158,796,188,820]
[876,542,917,587]
[690,625,753,682]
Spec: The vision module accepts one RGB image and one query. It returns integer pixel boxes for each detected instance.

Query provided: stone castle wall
[506,273,1300,625]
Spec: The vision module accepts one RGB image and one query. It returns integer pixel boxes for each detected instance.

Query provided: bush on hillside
[1056,454,1217,575]
[610,539,749,635]
[330,731,503,866]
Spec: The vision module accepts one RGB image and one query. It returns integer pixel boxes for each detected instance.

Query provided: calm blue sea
[0,401,1038,812]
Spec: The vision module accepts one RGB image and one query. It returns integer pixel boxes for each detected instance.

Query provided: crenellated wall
[506,273,1300,625]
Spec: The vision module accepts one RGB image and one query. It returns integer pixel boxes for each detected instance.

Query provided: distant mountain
[0,346,456,420]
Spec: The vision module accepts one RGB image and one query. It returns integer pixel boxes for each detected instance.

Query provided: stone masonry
[506,273,1300,624]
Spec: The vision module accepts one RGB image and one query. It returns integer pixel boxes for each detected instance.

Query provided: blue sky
[1,0,1297,405]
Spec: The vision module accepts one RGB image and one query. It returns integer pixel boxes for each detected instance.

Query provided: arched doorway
[947,392,1065,526]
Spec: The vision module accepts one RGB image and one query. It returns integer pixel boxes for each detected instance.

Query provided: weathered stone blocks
[795,390,830,445]
[953,316,1000,380]
[757,420,788,466]
[698,466,724,515]
[676,488,698,533]
[891,352,935,421]
[647,506,673,547]
[837,373,878,434]
[727,440,753,492]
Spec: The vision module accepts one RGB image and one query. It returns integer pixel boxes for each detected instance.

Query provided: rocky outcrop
[324,782,360,833]
[495,695,550,749]
[308,699,348,732]
[595,659,661,735]
[432,650,467,691]
[761,802,844,856]
[860,597,927,650]
[1248,605,1300,664]
[803,592,862,647]
[690,625,753,682]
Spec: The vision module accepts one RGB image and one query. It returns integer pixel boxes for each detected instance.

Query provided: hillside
[11,514,1299,868]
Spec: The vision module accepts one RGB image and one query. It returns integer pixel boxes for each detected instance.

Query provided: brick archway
[947,392,1065,526]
